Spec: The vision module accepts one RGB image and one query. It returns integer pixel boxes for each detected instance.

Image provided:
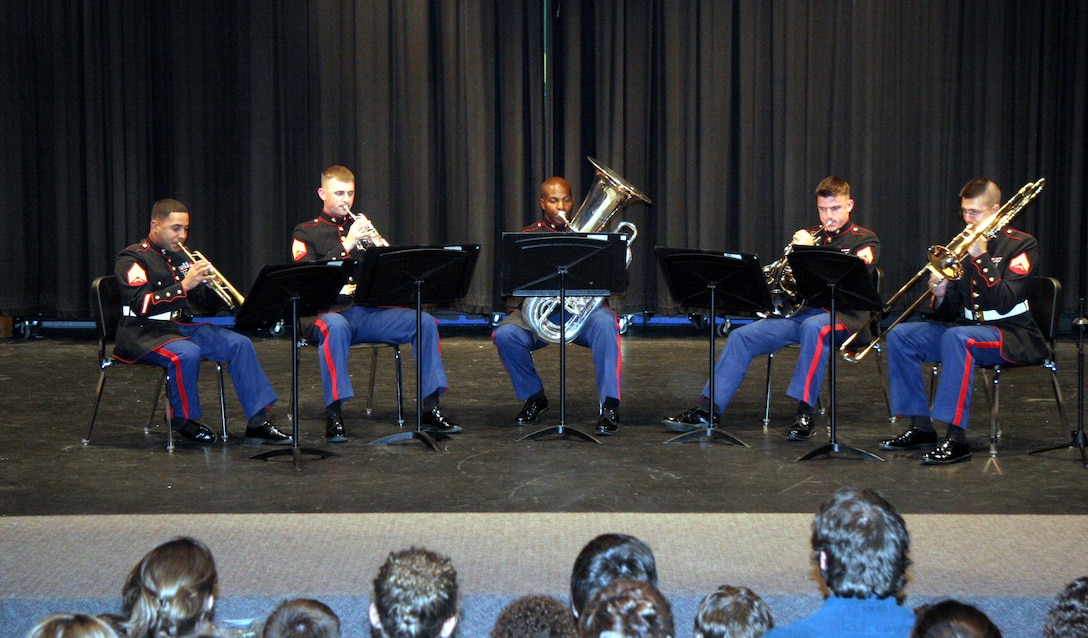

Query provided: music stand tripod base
[664,426,749,446]
[251,446,338,463]
[796,441,884,462]
[517,424,602,444]
[370,428,452,452]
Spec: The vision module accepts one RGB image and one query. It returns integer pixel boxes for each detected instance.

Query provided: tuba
[523,157,651,343]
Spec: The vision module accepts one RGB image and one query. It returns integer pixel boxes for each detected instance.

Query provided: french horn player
[493,173,639,436]
[879,177,1048,465]
[661,176,879,442]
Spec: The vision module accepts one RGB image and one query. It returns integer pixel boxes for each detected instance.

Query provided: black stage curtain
[2,1,1084,320]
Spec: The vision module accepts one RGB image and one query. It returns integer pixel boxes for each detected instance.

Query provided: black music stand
[787,247,885,462]
[501,232,628,443]
[1030,298,1088,467]
[656,247,774,446]
[234,261,353,468]
[355,245,480,452]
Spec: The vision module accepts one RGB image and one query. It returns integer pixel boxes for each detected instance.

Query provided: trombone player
[114,199,291,446]
[880,177,1048,464]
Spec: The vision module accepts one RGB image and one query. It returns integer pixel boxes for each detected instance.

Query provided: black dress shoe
[922,438,972,465]
[420,407,463,434]
[880,427,938,451]
[515,396,549,425]
[243,421,293,445]
[661,407,718,433]
[326,414,347,443]
[786,414,816,441]
[174,420,217,445]
[596,407,620,436]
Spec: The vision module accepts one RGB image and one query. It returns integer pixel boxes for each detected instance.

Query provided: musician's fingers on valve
[792,229,816,246]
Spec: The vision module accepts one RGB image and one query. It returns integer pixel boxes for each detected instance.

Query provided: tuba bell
[523,157,651,343]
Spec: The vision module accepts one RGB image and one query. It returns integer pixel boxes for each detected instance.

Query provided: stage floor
[2,328,1086,516]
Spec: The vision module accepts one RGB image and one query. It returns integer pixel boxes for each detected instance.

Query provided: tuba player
[492,177,623,436]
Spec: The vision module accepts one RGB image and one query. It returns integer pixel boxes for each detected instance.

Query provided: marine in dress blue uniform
[880,177,1048,464]
[114,199,290,446]
[291,165,459,442]
[662,177,879,441]
[492,177,623,436]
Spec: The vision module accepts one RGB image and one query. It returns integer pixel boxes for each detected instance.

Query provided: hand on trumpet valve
[346,212,388,249]
[182,259,215,292]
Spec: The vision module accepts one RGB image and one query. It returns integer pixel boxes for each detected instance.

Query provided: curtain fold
[1,0,1084,321]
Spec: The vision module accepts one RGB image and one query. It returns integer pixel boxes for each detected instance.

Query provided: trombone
[178,243,246,310]
[840,178,1045,363]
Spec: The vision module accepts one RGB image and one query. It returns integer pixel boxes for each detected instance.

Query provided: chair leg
[162,371,175,453]
[84,369,109,445]
[874,346,895,423]
[763,353,774,426]
[147,369,167,434]
[989,368,1001,458]
[1046,363,1071,432]
[394,346,404,427]
[365,347,379,416]
[216,362,228,441]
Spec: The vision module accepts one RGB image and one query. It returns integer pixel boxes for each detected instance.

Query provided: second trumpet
[342,205,389,249]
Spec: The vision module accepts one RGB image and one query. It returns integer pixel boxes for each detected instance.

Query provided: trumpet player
[880,178,1047,464]
[114,199,291,446]
[291,165,460,442]
[662,176,879,441]
[492,176,624,435]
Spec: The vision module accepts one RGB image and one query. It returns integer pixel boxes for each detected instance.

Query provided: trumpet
[178,243,246,309]
[840,178,1045,362]
[341,204,389,249]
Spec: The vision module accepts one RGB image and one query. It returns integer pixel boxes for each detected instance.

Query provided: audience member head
[571,534,658,618]
[577,579,673,638]
[911,600,1001,638]
[693,585,774,638]
[122,536,218,638]
[1043,576,1088,638]
[25,613,120,638]
[370,547,459,638]
[490,594,577,638]
[811,486,910,601]
[264,599,341,638]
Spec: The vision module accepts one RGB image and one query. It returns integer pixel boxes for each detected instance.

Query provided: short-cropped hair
[372,547,459,638]
[811,487,910,600]
[911,600,1001,638]
[815,176,850,199]
[490,595,577,638]
[151,198,188,222]
[577,579,674,638]
[694,585,774,638]
[1043,576,1088,638]
[571,534,658,616]
[264,599,341,638]
[958,177,1000,206]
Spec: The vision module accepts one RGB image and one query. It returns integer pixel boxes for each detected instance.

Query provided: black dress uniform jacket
[927,228,1048,365]
[113,238,224,363]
